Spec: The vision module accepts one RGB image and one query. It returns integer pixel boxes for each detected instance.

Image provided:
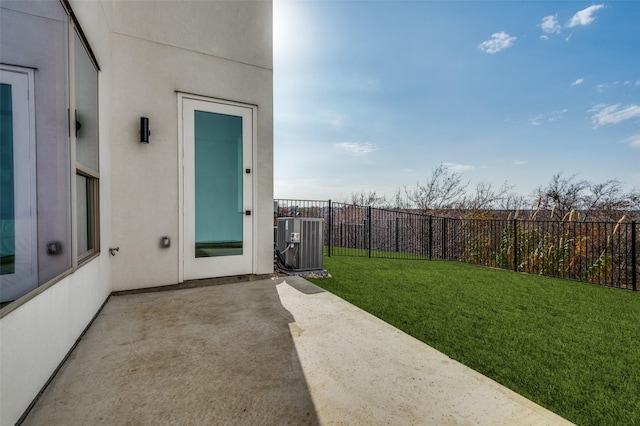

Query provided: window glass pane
[194,111,243,257]
[0,69,38,304]
[1,1,74,285]
[74,32,99,172]
[0,83,15,275]
[1,2,102,308]
[76,174,89,255]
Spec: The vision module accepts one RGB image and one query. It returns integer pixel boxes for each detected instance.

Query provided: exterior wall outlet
[46,241,61,255]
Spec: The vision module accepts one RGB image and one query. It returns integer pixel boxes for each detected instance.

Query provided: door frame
[177,93,258,283]
[0,65,38,300]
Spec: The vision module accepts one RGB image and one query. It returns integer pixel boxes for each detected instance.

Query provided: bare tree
[628,188,640,212]
[533,172,589,219]
[404,165,469,212]
[533,172,638,221]
[344,169,639,221]
[498,191,528,211]
[461,181,515,217]
[391,187,412,210]
[345,190,389,208]
[582,179,626,220]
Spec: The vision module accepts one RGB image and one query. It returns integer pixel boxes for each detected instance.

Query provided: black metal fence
[274,199,639,290]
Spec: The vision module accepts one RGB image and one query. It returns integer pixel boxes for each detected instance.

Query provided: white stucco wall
[0,1,112,424]
[0,259,111,425]
[0,1,273,422]
[105,1,273,291]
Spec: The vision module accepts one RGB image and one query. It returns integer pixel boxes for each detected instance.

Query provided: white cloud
[443,162,474,172]
[548,109,568,122]
[478,32,517,54]
[625,134,640,148]
[571,78,584,86]
[538,6,604,40]
[513,160,528,166]
[596,81,629,93]
[590,104,640,128]
[540,15,562,34]
[529,109,567,126]
[334,142,378,155]
[567,4,605,28]
[528,114,543,126]
[637,81,640,86]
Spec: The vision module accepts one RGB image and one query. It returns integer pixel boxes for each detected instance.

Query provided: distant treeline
[346,166,640,222]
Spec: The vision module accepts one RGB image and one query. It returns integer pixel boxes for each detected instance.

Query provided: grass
[308,256,640,426]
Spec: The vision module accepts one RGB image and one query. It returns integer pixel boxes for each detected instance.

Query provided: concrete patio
[22,277,572,425]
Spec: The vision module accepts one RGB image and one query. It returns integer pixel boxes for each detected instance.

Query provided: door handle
[239,211,251,215]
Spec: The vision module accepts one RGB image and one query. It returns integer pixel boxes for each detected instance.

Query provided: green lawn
[308,256,640,426]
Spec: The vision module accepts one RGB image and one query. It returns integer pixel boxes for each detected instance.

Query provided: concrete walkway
[23,277,572,425]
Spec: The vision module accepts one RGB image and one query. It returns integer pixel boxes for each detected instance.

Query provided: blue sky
[273,1,640,202]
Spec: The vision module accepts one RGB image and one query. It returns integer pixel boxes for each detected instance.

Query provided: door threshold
[112,274,272,296]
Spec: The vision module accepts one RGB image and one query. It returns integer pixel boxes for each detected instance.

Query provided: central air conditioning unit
[277,218,324,270]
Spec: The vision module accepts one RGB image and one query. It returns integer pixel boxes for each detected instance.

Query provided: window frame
[69,22,100,265]
[75,170,100,264]
[0,0,101,315]
[0,65,38,300]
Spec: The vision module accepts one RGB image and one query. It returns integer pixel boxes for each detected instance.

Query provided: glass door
[0,66,37,303]
[182,97,253,280]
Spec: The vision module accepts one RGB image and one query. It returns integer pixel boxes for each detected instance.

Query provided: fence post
[442,217,447,259]
[632,221,637,291]
[513,219,518,272]
[395,216,400,252]
[368,206,372,258]
[420,216,425,258]
[418,216,421,257]
[429,215,433,260]
[327,200,332,257]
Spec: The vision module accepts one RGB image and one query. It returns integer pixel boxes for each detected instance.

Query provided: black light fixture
[140,117,150,143]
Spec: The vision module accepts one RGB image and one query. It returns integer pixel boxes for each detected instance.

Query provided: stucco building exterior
[0,1,273,423]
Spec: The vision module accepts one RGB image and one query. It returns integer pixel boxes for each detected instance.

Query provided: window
[0,1,99,309]
[0,66,37,303]
[76,173,98,257]
[0,83,14,276]
[73,30,99,261]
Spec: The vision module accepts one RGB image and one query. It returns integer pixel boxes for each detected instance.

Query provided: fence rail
[274,199,639,290]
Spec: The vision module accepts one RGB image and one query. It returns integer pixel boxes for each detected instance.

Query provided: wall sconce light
[140,117,150,143]
[75,110,82,137]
